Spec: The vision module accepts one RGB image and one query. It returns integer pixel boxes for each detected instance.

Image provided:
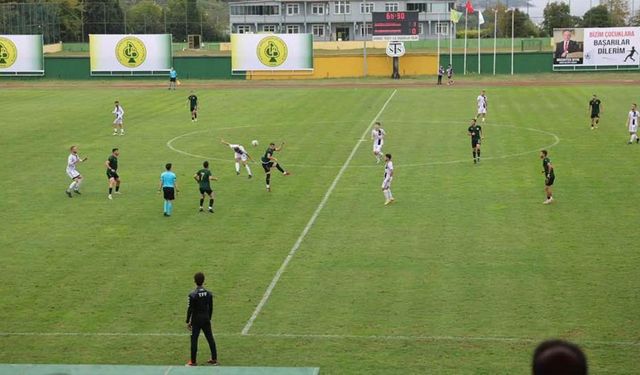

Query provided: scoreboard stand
[372,11,418,79]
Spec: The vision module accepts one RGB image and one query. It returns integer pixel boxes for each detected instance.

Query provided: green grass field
[1,80,639,374]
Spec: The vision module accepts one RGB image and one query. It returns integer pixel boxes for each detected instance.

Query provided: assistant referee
[185,272,219,366]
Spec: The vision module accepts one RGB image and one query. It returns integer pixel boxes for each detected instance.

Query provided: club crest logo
[257,36,288,67]
[0,37,18,69]
[115,37,146,68]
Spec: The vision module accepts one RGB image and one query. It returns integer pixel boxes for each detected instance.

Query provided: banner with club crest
[0,35,44,76]
[89,34,172,75]
[231,34,313,72]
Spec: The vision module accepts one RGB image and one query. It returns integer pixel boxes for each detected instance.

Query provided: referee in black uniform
[185,272,218,366]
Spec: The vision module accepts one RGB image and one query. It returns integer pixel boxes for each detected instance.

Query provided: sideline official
[185,272,218,366]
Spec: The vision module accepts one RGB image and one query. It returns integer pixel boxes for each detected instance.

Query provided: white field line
[240,89,398,335]
[1,331,638,347]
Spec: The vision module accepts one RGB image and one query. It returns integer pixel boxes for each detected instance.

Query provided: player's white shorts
[66,169,80,179]
[373,141,384,153]
[235,153,248,162]
[113,118,123,125]
[629,124,638,133]
[381,177,393,190]
[477,106,487,114]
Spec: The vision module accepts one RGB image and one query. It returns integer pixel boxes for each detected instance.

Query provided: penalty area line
[240,89,398,336]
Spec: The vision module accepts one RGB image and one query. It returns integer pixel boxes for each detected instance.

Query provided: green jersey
[542,157,554,177]
[188,95,198,107]
[589,98,601,113]
[261,147,275,164]
[196,168,212,189]
[468,125,482,140]
[107,155,118,171]
[197,168,211,189]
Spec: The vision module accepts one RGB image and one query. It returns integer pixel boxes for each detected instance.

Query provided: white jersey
[477,95,487,113]
[113,105,124,124]
[230,144,248,161]
[66,153,81,179]
[382,160,394,189]
[372,128,386,152]
[628,110,638,132]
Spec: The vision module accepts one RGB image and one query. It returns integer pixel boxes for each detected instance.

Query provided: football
[251,140,259,147]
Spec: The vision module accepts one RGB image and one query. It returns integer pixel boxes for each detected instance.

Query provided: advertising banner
[90,34,172,74]
[0,35,44,75]
[231,34,313,72]
[554,27,640,68]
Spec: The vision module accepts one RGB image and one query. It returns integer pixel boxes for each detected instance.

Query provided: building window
[384,2,399,11]
[287,25,301,33]
[360,23,372,36]
[407,3,426,12]
[418,23,424,35]
[312,24,325,37]
[237,25,252,34]
[311,3,325,15]
[436,22,449,36]
[286,3,300,15]
[263,25,276,33]
[430,2,447,13]
[230,5,280,15]
[334,1,351,14]
[360,2,374,13]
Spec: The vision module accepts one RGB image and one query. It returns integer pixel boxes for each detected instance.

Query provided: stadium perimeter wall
[11,52,553,80]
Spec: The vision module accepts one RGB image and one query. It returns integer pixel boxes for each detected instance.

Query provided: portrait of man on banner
[553,28,584,65]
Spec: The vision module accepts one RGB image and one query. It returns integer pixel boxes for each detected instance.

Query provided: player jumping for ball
[468,118,484,164]
[220,139,254,178]
[371,122,386,163]
[261,142,290,192]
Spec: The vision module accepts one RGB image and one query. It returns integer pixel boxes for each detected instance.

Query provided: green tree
[581,5,613,27]
[542,2,578,36]
[52,0,83,42]
[83,0,124,36]
[602,0,629,26]
[630,9,640,26]
[126,0,164,34]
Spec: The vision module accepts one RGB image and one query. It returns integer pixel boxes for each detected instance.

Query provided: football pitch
[1,79,639,374]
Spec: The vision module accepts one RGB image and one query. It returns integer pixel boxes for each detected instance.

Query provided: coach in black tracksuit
[186,272,218,366]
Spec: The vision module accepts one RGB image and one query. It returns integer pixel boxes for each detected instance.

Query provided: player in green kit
[540,150,555,205]
[467,118,483,164]
[261,142,290,192]
[188,91,198,122]
[589,94,602,130]
[105,148,121,200]
[194,161,217,213]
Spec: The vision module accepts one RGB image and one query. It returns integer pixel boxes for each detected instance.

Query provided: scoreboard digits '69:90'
[372,11,419,41]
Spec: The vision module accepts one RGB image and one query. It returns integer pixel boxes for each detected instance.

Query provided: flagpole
[493,9,497,75]
[510,8,514,75]
[437,13,441,68]
[477,11,481,74]
[464,8,468,75]
[449,21,453,65]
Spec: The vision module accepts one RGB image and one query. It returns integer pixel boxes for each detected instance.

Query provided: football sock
[109,187,113,195]
[74,179,82,190]
[477,150,481,158]
[115,185,120,192]
[266,174,271,185]
[199,198,204,207]
[235,163,240,173]
[245,165,252,175]
[388,190,393,199]
[209,199,214,209]
[167,201,173,215]
[472,151,477,160]
[276,164,285,173]
[163,201,168,213]
[69,181,77,191]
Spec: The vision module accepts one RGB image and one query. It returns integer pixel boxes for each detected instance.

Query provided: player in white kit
[371,122,386,163]
[628,103,639,144]
[221,139,254,178]
[382,153,395,206]
[112,101,125,136]
[476,90,488,122]
[65,145,88,197]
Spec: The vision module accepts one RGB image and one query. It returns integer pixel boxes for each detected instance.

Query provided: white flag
[478,10,485,25]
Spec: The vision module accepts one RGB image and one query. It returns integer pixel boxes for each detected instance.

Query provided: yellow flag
[450,9,463,23]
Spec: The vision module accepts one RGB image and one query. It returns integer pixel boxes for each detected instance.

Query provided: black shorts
[262,162,273,173]
[199,187,212,195]
[170,77,176,82]
[190,106,197,112]
[471,139,481,148]
[545,175,555,187]
[163,187,175,200]
[591,112,600,119]
[106,170,119,179]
